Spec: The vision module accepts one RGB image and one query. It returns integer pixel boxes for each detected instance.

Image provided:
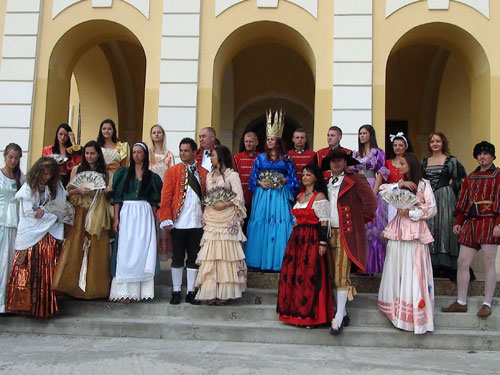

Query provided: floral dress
[277,193,333,326]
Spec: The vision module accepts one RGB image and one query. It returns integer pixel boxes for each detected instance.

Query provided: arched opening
[213,22,315,153]
[385,23,490,171]
[45,20,146,146]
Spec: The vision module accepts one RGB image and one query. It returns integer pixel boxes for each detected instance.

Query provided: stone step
[158,267,500,296]
[56,290,500,331]
[1,314,500,351]
[245,272,500,296]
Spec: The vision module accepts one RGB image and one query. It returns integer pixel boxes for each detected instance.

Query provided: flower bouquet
[48,153,68,165]
[258,170,285,189]
[202,187,236,207]
[382,188,420,210]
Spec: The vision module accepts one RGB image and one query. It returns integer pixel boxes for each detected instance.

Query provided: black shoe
[343,314,350,327]
[170,291,181,305]
[185,291,200,305]
[330,315,349,336]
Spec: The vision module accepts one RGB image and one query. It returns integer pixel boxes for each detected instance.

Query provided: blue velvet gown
[245,153,299,271]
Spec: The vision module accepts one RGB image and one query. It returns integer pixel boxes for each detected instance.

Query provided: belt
[473,200,494,206]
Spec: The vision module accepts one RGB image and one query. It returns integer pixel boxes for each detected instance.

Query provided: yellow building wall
[373,0,498,168]
[30,0,163,165]
[435,54,473,171]
[73,45,119,145]
[197,0,333,150]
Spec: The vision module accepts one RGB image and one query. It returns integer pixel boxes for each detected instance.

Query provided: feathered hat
[266,109,284,138]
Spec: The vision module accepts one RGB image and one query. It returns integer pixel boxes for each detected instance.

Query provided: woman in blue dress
[245,111,299,271]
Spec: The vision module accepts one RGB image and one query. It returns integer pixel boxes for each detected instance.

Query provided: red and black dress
[277,192,334,326]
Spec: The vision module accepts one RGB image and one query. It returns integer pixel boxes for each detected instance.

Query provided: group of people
[0,114,498,339]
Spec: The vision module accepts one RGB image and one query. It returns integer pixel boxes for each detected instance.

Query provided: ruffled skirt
[377,240,434,334]
[195,206,247,301]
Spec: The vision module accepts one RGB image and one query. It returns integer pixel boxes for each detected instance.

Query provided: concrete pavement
[0,333,498,375]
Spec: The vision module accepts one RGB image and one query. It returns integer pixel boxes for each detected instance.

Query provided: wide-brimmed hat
[473,141,496,159]
[321,148,359,171]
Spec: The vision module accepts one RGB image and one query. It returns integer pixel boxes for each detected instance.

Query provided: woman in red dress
[277,163,333,327]
[42,123,82,187]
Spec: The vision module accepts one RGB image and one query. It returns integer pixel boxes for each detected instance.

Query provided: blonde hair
[149,124,169,160]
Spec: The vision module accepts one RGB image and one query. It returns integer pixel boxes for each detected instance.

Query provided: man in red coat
[158,137,208,305]
[233,131,259,233]
[322,148,378,335]
[288,128,315,193]
[442,141,500,318]
[315,126,351,169]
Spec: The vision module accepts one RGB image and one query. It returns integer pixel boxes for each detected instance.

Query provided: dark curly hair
[301,163,328,199]
[26,157,60,199]
[51,123,73,155]
[97,119,119,147]
[77,140,109,183]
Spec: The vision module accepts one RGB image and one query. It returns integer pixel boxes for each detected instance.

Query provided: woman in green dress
[422,132,466,279]
[109,142,163,302]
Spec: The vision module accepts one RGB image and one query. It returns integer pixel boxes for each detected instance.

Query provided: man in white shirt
[196,127,216,171]
[322,148,377,335]
[158,138,208,305]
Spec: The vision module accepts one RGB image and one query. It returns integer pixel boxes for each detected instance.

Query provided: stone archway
[385,22,490,170]
[212,21,316,154]
[45,20,146,146]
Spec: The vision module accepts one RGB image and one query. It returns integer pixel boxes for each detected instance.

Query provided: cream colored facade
[0,0,498,174]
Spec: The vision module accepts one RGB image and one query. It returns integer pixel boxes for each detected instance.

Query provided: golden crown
[266,109,284,138]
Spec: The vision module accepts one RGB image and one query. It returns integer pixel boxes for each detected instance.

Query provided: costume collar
[474,163,496,172]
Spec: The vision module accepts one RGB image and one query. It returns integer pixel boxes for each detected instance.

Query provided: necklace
[303,190,313,197]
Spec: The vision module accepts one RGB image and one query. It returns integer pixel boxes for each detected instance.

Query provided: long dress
[277,193,334,326]
[377,180,437,334]
[245,153,299,271]
[0,172,24,312]
[101,142,130,184]
[351,148,389,274]
[195,169,247,301]
[6,182,67,318]
[109,167,162,301]
[150,150,174,261]
[52,178,111,299]
[422,156,465,273]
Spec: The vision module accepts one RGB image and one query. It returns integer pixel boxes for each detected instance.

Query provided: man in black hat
[321,149,378,335]
[442,141,500,318]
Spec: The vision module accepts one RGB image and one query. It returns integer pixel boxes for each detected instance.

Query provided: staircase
[1,273,500,351]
